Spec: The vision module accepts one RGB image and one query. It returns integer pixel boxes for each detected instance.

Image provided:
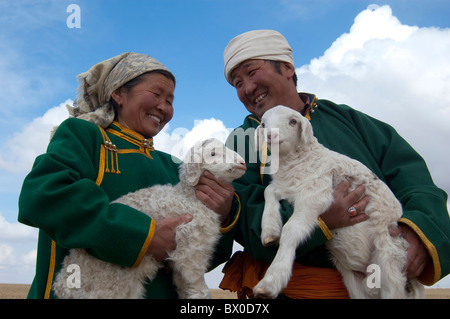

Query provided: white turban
[223,30,294,85]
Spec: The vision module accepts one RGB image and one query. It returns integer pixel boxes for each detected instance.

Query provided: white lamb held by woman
[53,138,246,299]
[253,105,424,299]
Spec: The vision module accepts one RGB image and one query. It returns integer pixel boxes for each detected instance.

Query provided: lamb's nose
[236,160,247,171]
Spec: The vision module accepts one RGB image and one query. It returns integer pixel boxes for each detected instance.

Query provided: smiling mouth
[253,92,267,104]
[147,114,162,125]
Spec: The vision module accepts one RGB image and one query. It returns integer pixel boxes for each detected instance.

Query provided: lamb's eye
[260,123,265,128]
[211,151,216,156]
[289,119,297,126]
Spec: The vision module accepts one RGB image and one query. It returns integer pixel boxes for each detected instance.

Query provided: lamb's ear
[183,142,203,186]
[184,162,202,186]
[299,116,314,145]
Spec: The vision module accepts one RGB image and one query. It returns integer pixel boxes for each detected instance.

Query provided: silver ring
[348,206,358,217]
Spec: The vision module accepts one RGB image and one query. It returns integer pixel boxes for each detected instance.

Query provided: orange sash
[219,251,349,299]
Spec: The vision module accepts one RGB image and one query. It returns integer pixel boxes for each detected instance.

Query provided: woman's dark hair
[110,70,176,118]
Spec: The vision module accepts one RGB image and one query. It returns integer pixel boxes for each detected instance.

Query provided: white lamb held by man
[53,138,246,299]
[253,105,424,299]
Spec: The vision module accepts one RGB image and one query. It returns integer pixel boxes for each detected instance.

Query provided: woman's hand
[320,180,370,229]
[194,170,235,225]
[146,214,193,261]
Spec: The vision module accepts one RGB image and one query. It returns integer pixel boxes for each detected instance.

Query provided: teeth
[148,114,161,124]
[254,93,267,104]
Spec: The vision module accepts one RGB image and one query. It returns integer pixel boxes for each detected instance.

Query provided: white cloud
[297,4,450,194]
[0,1,63,31]
[321,4,417,65]
[0,213,38,242]
[0,244,15,268]
[0,100,70,173]
[154,118,231,161]
[21,249,37,268]
[0,243,37,283]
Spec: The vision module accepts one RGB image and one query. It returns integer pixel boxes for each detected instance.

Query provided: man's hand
[390,224,431,279]
[195,170,235,224]
[320,180,370,229]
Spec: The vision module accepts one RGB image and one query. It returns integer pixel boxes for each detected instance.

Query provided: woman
[18,52,200,298]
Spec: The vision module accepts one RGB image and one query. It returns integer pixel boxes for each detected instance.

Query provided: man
[199,30,450,298]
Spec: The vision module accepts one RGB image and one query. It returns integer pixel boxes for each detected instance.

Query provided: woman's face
[112,72,175,138]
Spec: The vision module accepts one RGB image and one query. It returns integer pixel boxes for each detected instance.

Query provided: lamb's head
[256,105,315,154]
[181,138,246,186]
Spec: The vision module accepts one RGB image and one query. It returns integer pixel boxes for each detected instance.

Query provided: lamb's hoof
[186,290,211,299]
[263,236,279,246]
[253,286,274,299]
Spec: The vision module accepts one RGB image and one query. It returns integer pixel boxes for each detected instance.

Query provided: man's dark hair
[267,60,298,87]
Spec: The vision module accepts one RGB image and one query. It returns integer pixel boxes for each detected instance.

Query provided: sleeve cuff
[317,216,333,240]
[220,192,241,234]
[132,218,156,268]
[398,217,440,285]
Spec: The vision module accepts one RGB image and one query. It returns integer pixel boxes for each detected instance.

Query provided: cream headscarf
[223,30,294,85]
[68,52,174,128]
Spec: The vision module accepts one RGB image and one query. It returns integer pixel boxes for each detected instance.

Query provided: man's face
[230,59,295,119]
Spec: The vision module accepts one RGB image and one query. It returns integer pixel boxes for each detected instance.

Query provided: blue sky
[1,0,449,288]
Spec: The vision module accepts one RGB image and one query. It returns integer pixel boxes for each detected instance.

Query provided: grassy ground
[1,284,448,299]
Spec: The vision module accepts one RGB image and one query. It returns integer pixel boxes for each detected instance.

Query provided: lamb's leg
[254,207,320,298]
[371,231,410,298]
[406,279,424,299]
[261,184,283,246]
[334,264,369,299]
[169,234,214,299]
[171,257,211,299]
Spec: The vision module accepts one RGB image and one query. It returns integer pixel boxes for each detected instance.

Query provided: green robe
[224,93,450,285]
[19,118,183,298]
